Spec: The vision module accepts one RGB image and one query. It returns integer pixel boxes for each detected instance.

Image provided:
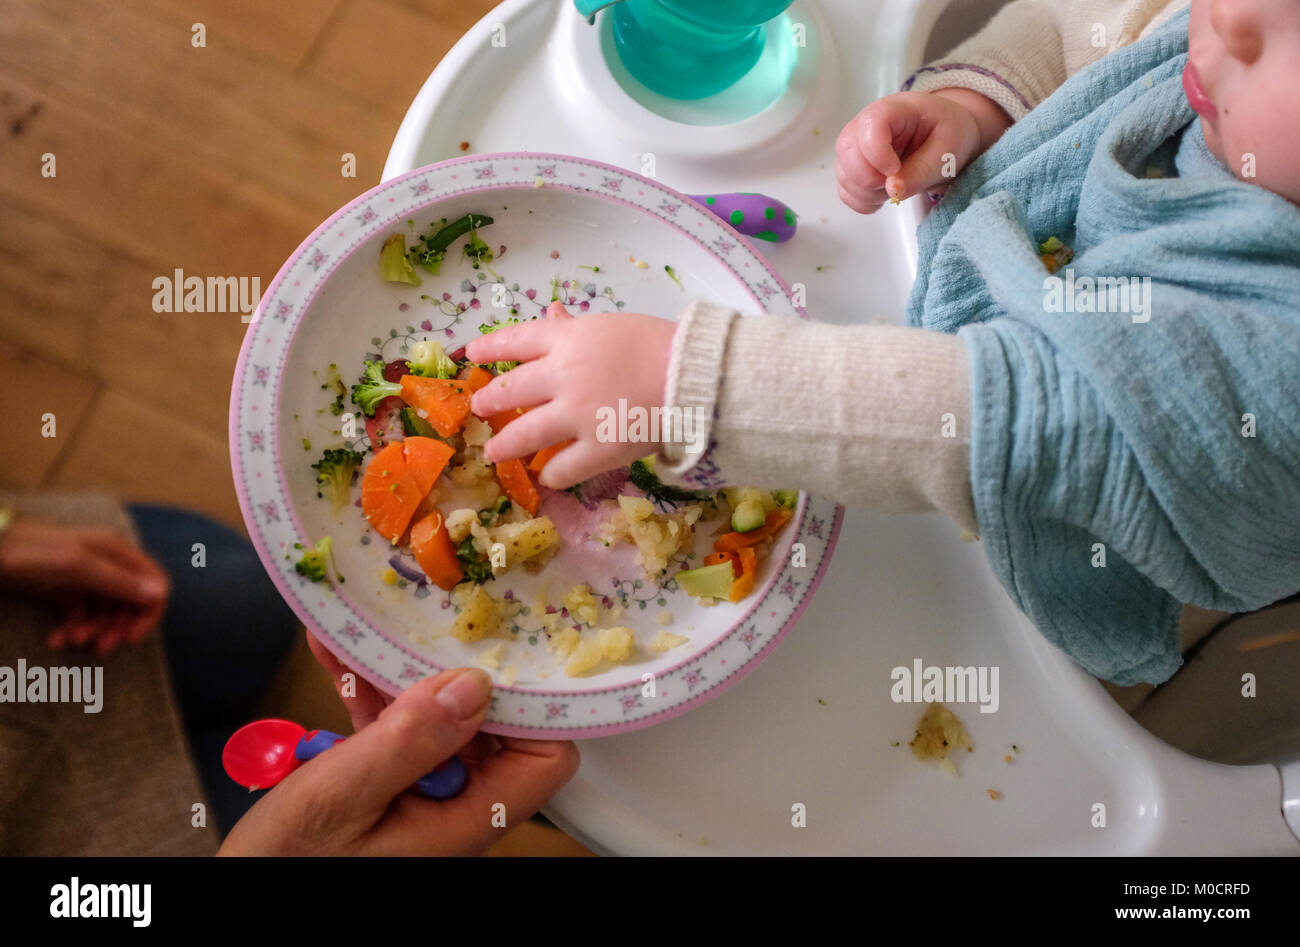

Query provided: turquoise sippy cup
[575,0,796,100]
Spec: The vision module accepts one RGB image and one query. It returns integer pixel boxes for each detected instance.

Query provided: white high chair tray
[381,0,1293,854]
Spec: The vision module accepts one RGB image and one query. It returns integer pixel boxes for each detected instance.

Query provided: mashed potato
[598,495,705,579]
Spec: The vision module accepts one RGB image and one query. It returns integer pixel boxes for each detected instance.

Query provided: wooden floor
[0,0,592,856]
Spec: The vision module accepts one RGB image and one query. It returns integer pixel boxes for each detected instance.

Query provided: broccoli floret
[312,448,365,515]
[380,234,421,286]
[475,318,523,373]
[350,360,402,416]
[321,362,346,415]
[477,496,511,526]
[773,489,799,509]
[456,535,493,584]
[405,339,459,379]
[408,213,495,275]
[463,231,502,280]
[629,457,714,511]
[295,536,342,584]
[410,241,447,275]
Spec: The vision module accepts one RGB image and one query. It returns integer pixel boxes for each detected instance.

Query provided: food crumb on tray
[909,702,972,776]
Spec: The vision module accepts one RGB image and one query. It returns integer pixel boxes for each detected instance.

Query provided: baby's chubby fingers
[852,97,911,181]
[470,358,556,419]
[532,439,603,490]
[836,121,890,195]
[482,404,574,465]
[464,316,563,366]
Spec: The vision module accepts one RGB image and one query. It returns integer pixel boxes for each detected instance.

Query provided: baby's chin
[1199,116,1228,166]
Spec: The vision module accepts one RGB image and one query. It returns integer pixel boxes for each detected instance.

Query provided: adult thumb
[305,668,493,821]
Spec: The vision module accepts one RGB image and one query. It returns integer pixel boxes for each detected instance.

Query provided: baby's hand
[465,303,677,490]
[835,89,1011,212]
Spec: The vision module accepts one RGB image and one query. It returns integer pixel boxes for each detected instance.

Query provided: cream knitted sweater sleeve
[903,0,1189,119]
[655,302,979,535]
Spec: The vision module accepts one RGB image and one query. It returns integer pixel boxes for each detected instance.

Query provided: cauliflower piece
[562,625,636,676]
[564,638,605,676]
[561,583,600,626]
[548,626,580,658]
[448,455,494,488]
[501,665,518,686]
[444,507,479,544]
[479,643,505,669]
[596,626,635,662]
[462,415,492,447]
[649,630,689,653]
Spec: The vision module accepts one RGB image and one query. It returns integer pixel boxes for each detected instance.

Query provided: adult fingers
[81,530,167,579]
[48,599,91,651]
[366,737,580,856]
[306,631,389,732]
[121,595,166,645]
[482,403,575,465]
[67,600,113,648]
[69,545,168,607]
[94,610,128,655]
[302,668,492,822]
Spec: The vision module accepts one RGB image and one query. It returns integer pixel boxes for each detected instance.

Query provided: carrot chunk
[361,442,422,544]
[401,436,455,496]
[528,439,575,473]
[729,546,759,602]
[494,457,540,516]
[713,507,793,553]
[460,365,494,393]
[410,511,463,590]
[483,405,531,433]
[399,375,471,437]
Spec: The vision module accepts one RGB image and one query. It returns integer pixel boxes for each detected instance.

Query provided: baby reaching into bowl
[466,0,1300,688]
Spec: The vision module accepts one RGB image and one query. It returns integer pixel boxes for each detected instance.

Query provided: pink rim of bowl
[229,152,843,738]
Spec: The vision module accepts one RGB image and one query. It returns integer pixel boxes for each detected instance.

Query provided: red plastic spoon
[223,718,309,791]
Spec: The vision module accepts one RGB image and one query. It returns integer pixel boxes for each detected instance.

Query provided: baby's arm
[904,0,1188,120]
[656,303,978,535]
[466,305,978,536]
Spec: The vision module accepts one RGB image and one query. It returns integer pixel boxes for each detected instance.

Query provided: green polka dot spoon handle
[689,193,797,243]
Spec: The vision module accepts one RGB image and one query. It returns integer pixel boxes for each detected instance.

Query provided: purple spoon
[689,192,798,243]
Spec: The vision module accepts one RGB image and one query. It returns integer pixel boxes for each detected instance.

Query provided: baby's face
[1186,0,1300,204]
